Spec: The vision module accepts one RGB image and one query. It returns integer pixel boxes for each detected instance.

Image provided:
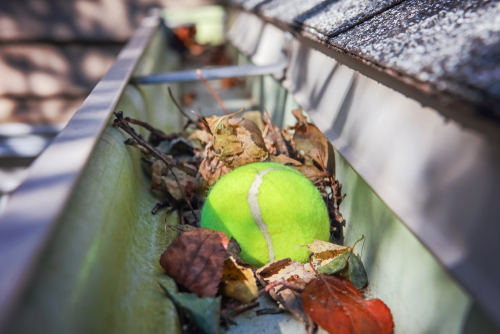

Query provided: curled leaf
[205,109,268,168]
[242,110,265,132]
[262,110,289,156]
[305,239,368,290]
[151,160,198,201]
[220,256,258,303]
[302,275,394,334]
[199,142,231,186]
[160,228,229,298]
[256,259,316,333]
[292,109,329,167]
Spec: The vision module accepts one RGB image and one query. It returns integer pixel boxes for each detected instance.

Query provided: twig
[151,199,171,215]
[256,308,285,316]
[196,69,229,115]
[168,87,193,120]
[115,113,197,176]
[230,302,260,317]
[114,111,198,222]
[259,279,304,296]
[124,117,177,141]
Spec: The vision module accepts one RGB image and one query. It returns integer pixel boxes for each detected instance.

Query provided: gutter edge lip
[0,12,160,332]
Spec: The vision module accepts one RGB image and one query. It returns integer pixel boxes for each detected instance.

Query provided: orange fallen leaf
[160,228,229,298]
[302,275,394,334]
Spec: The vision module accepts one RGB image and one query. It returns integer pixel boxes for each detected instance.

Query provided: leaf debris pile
[113,68,393,333]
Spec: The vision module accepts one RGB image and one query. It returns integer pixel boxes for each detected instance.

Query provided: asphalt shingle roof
[228,0,500,122]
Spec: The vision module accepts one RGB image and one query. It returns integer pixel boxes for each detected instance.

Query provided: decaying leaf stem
[308,252,319,275]
[113,111,198,222]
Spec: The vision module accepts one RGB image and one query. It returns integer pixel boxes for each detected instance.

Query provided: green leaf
[317,252,368,290]
[159,283,221,334]
[317,252,349,275]
[348,253,368,290]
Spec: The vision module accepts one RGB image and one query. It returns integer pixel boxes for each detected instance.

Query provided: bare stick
[259,279,304,296]
[168,87,193,120]
[196,69,229,115]
[114,111,198,222]
[124,117,177,141]
[152,199,171,215]
[230,302,260,317]
[114,112,196,177]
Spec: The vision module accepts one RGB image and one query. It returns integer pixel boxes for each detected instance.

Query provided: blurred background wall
[0,0,217,124]
[0,0,218,209]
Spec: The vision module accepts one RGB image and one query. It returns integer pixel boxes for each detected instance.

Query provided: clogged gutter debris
[112,28,394,334]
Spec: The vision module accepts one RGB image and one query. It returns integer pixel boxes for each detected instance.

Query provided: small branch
[230,302,260,317]
[196,69,229,115]
[124,117,177,141]
[168,87,193,120]
[152,199,171,215]
[114,111,198,222]
[114,111,197,177]
[259,278,304,296]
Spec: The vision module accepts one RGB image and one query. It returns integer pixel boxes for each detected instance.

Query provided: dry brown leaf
[199,142,231,186]
[220,256,259,304]
[151,160,169,191]
[189,129,213,144]
[292,165,328,187]
[256,259,316,333]
[292,109,329,167]
[205,110,268,168]
[262,110,289,156]
[302,275,394,334]
[160,228,229,298]
[269,154,301,166]
[242,111,265,132]
[151,160,199,201]
[181,91,196,106]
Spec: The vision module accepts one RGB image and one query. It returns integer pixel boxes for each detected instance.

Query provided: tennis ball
[201,162,330,267]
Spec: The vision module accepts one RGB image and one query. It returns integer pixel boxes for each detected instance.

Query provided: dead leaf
[262,110,289,156]
[221,77,242,90]
[189,129,213,144]
[304,239,368,290]
[169,224,198,234]
[182,91,197,106]
[220,256,259,303]
[302,275,394,334]
[269,154,301,166]
[256,259,316,333]
[160,228,229,298]
[292,109,329,167]
[305,239,349,262]
[205,109,268,168]
[292,165,329,188]
[199,142,231,186]
[242,111,265,132]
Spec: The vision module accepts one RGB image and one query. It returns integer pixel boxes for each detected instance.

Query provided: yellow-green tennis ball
[200,162,330,267]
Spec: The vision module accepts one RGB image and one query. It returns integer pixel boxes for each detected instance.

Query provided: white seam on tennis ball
[247,167,285,262]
